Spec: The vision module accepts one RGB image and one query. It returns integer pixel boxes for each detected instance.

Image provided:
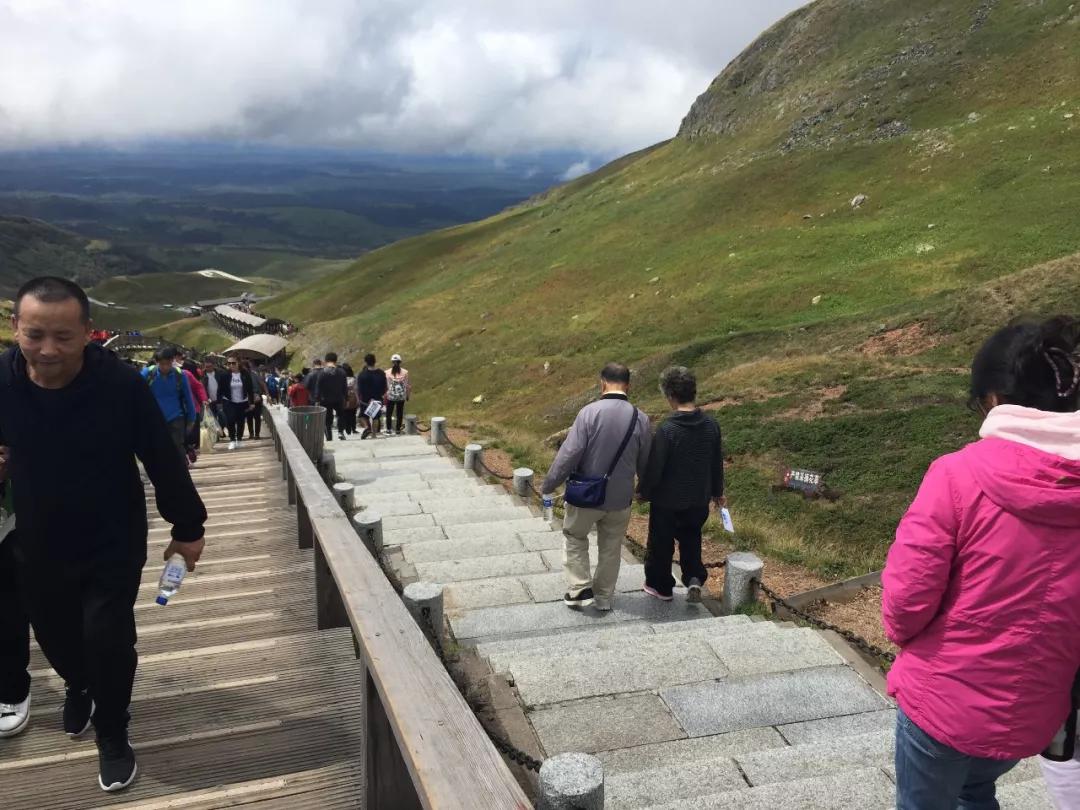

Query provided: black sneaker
[361,428,372,440]
[563,587,595,608]
[687,578,703,603]
[64,687,94,738]
[97,733,138,792]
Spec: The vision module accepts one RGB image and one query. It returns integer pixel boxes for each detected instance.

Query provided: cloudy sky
[0,0,807,158]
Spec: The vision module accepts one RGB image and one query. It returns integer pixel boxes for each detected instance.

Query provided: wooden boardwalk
[3,440,365,809]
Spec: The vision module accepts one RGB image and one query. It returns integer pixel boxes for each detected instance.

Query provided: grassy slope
[265,0,1080,578]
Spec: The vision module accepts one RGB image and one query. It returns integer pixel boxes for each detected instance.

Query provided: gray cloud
[0,0,807,156]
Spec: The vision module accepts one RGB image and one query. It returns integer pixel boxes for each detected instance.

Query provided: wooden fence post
[314,538,348,630]
[364,668,423,810]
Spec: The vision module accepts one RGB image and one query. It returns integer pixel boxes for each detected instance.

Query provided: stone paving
[329,432,1054,809]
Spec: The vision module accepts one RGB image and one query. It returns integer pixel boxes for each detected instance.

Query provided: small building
[223,334,289,368]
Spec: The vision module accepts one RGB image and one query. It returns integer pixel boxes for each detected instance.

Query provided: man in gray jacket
[542,363,651,612]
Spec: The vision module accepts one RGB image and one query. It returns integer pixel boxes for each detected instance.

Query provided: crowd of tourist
[0,274,1077,809]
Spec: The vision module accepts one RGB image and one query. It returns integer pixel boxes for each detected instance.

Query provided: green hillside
[265,0,1080,578]
[0,215,163,296]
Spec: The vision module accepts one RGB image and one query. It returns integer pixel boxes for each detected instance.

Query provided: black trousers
[644,504,710,596]
[385,400,405,433]
[19,550,144,736]
[323,401,344,440]
[222,400,246,441]
[0,538,30,704]
[245,407,262,439]
[342,408,358,435]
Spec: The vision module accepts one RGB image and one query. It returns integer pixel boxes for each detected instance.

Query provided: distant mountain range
[0,215,163,296]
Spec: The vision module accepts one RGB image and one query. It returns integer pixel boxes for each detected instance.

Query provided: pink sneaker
[643,584,673,602]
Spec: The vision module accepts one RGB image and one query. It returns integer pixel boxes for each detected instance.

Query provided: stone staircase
[329,433,1054,809]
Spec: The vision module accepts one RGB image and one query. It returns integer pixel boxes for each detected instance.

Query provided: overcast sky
[0,1,807,159]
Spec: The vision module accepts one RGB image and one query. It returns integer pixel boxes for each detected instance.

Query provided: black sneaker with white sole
[563,587,595,608]
[97,734,138,792]
[63,687,94,738]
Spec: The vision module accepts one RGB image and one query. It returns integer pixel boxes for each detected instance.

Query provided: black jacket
[215,369,254,404]
[638,409,723,510]
[315,365,348,405]
[0,344,207,566]
[357,366,388,403]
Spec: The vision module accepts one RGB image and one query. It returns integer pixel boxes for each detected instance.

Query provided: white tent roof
[223,334,289,359]
[214,304,266,328]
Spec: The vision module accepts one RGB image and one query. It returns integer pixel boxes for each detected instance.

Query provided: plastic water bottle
[542,494,554,522]
[156,554,187,606]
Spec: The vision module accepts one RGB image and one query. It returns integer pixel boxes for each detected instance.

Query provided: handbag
[564,404,639,509]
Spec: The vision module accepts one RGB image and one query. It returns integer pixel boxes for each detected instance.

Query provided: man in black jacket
[0,277,207,793]
[357,353,388,439]
[637,366,724,603]
[315,352,348,441]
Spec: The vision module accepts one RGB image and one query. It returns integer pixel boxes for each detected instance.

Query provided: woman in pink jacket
[883,316,1080,809]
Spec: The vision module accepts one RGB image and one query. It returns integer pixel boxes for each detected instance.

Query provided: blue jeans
[895,707,1020,810]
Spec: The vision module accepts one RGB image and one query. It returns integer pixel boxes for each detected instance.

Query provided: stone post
[332,482,355,511]
[429,416,447,446]
[320,450,336,485]
[403,582,445,652]
[463,443,482,474]
[353,511,384,556]
[513,468,535,499]
[722,551,764,614]
[538,753,604,810]
[405,414,419,435]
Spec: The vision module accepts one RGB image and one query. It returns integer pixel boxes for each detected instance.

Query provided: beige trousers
[562,504,632,599]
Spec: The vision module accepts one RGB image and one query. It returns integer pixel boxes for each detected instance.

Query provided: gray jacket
[542,393,652,511]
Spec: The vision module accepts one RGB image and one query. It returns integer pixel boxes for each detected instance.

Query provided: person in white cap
[384,354,410,435]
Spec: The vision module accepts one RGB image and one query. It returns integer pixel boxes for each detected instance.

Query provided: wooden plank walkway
[3,440,365,809]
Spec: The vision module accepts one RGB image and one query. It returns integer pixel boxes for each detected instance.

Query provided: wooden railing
[264,405,531,810]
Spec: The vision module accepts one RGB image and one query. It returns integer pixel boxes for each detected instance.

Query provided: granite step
[645,767,895,810]
[413,551,551,583]
[734,729,892,786]
[431,506,537,526]
[497,627,841,708]
[444,518,553,540]
[403,534,527,564]
[383,526,448,545]
[477,615,771,669]
[508,633,731,706]
[597,728,787,776]
[485,620,781,677]
[660,667,891,738]
[381,512,437,531]
[415,494,516,512]
[450,591,712,642]
[607,757,747,809]
[996,778,1056,809]
[776,709,896,744]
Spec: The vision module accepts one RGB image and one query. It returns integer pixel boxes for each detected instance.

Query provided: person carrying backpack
[384,354,410,435]
[883,316,1080,809]
[140,347,196,460]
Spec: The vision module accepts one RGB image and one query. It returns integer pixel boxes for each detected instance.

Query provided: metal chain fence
[419,607,544,773]
[755,578,896,666]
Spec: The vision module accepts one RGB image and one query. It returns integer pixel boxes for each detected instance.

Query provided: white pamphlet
[364,400,383,419]
[720,507,735,534]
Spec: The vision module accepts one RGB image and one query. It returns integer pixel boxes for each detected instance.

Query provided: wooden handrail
[265,405,531,810]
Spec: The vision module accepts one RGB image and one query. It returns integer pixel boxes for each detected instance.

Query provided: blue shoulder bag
[564,405,639,509]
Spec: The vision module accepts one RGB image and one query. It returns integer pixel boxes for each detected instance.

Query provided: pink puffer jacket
[883,406,1080,760]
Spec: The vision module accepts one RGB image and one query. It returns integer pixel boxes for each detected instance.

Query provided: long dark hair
[971,316,1080,413]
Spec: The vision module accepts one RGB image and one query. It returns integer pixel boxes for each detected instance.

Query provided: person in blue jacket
[141,347,197,459]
